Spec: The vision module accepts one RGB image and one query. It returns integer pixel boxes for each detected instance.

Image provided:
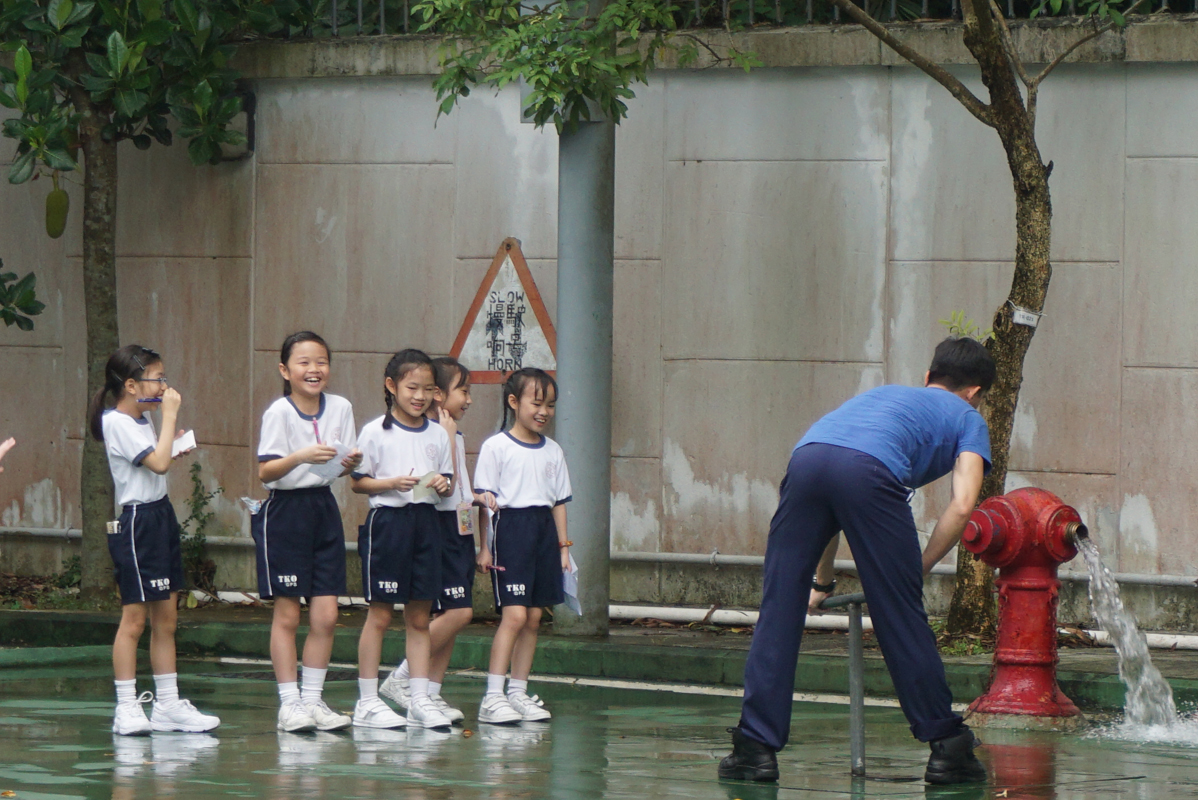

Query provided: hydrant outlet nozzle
[1065,521,1088,542]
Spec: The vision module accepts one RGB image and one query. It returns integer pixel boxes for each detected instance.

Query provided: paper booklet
[171,430,197,458]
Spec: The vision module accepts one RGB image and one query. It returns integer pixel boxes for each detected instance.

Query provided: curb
[0,610,1187,712]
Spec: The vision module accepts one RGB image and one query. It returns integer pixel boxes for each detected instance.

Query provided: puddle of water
[0,659,1196,797]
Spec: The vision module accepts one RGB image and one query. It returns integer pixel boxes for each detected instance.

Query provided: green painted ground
[0,656,1197,799]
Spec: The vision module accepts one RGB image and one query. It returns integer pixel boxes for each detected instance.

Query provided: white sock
[278,682,301,705]
[359,678,379,702]
[153,673,179,704]
[115,679,137,705]
[396,660,410,680]
[301,666,327,702]
[507,678,528,697]
[485,673,506,697]
[429,681,443,698]
[410,677,429,700]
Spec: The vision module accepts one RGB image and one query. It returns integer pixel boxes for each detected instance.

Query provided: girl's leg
[428,607,473,684]
[145,595,178,677]
[301,595,340,670]
[113,604,148,682]
[487,605,528,680]
[357,602,393,680]
[271,597,302,683]
[509,606,542,681]
[403,601,434,680]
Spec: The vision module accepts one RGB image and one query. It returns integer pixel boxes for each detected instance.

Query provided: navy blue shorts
[435,510,475,611]
[359,504,441,604]
[491,506,563,609]
[107,497,185,605]
[251,487,346,599]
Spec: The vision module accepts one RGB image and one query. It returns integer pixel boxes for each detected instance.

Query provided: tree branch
[989,0,1031,88]
[828,0,995,127]
[1032,0,1151,86]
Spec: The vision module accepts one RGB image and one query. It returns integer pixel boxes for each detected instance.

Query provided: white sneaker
[112,691,154,736]
[277,699,317,732]
[406,695,452,729]
[151,698,221,732]
[507,691,552,721]
[477,693,523,725]
[353,698,407,729]
[379,670,410,710]
[430,693,465,724]
[303,697,352,731]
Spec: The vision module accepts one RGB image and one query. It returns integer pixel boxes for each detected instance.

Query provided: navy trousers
[739,443,965,749]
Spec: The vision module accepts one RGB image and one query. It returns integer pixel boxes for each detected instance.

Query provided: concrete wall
[4,46,1198,625]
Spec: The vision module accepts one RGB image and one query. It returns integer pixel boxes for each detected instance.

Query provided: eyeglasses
[138,377,168,384]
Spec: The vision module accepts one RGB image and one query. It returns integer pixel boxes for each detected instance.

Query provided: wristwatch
[812,578,837,593]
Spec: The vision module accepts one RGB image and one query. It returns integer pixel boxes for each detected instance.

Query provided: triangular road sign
[450,238,557,384]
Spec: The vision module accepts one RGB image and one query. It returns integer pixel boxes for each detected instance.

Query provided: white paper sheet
[308,443,353,480]
[412,471,441,503]
[563,553,581,616]
[171,430,196,458]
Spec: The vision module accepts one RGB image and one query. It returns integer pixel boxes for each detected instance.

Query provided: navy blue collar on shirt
[390,416,428,433]
[504,430,546,449]
[286,393,326,421]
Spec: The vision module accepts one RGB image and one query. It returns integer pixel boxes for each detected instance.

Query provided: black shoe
[718,727,779,782]
[924,728,987,785]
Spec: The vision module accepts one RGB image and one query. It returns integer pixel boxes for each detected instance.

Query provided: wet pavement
[2,657,1198,799]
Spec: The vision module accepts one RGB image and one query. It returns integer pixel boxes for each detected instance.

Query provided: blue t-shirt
[796,385,992,489]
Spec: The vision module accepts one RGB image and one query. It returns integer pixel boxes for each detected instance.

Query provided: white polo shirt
[354,415,453,508]
[435,430,472,512]
[257,393,357,491]
[473,431,572,509]
[102,409,168,506]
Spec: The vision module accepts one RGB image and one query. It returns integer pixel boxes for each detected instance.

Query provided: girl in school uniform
[351,349,455,729]
[89,344,219,736]
[253,331,362,733]
[474,367,572,724]
[380,357,477,724]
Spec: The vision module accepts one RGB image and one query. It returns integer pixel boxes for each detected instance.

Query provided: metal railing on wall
[284,0,1184,40]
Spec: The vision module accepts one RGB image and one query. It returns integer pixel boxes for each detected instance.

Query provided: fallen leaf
[462,729,473,738]
[3,790,18,797]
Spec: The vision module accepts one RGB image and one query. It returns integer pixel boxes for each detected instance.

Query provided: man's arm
[921,452,985,575]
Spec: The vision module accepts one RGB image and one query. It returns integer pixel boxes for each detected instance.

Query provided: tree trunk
[945,4,1053,637]
[74,90,120,601]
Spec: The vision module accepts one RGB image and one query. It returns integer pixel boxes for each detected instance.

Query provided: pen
[312,420,321,444]
[138,398,162,403]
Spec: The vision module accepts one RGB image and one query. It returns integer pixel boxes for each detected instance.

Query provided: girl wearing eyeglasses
[87,344,218,736]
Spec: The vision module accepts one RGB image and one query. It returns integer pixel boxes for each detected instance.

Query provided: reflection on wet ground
[2,659,1198,799]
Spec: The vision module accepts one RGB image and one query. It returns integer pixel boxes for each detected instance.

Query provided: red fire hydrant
[960,487,1088,725]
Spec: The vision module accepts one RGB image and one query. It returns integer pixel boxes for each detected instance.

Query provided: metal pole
[822,591,867,777]
[553,118,615,637]
[848,601,866,777]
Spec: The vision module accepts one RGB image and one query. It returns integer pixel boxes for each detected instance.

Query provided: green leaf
[186,135,216,165]
[192,79,213,113]
[14,315,33,332]
[42,149,76,170]
[8,149,35,184]
[15,45,32,81]
[113,88,148,117]
[175,0,198,34]
[137,0,162,21]
[64,2,95,25]
[107,31,129,76]
[48,0,74,29]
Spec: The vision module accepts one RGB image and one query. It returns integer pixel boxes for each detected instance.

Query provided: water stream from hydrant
[1078,537,1190,739]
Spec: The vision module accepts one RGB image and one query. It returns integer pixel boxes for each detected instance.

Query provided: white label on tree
[458,255,556,374]
[1012,307,1040,328]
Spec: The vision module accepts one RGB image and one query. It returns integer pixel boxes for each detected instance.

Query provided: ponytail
[88,345,161,441]
[381,349,434,429]
[501,368,557,431]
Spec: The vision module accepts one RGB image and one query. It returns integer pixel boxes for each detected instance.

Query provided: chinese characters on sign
[451,238,557,383]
